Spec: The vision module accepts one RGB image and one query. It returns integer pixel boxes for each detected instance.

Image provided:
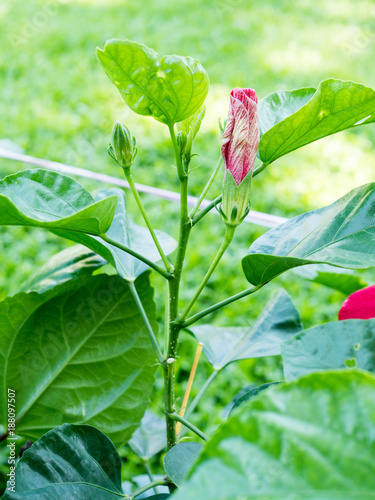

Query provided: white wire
[0,148,287,228]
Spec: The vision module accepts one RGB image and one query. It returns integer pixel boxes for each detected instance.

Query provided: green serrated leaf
[281,319,375,380]
[0,274,156,446]
[242,183,375,286]
[52,187,177,281]
[0,169,117,235]
[164,442,202,487]
[189,290,301,370]
[21,245,106,293]
[173,371,375,500]
[97,40,209,125]
[2,424,124,499]
[259,79,375,163]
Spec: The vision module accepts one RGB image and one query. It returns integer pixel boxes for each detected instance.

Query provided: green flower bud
[219,170,252,226]
[177,106,206,163]
[108,121,137,169]
[176,130,187,156]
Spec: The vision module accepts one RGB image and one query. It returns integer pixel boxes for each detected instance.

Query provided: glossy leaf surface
[0,169,117,235]
[173,371,375,500]
[164,443,203,487]
[2,424,125,499]
[0,274,156,446]
[189,290,301,370]
[259,79,375,163]
[243,183,375,286]
[97,40,209,125]
[281,319,375,380]
[53,188,176,281]
[21,244,106,293]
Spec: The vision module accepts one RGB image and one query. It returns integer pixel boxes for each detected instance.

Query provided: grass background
[1,0,375,489]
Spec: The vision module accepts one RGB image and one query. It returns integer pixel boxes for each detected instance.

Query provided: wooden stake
[176,342,204,437]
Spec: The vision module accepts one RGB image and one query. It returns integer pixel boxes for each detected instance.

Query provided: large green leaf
[282,319,375,380]
[259,79,375,163]
[164,443,203,487]
[2,424,125,499]
[97,39,209,125]
[0,274,156,446]
[0,169,117,234]
[21,244,106,293]
[292,264,367,295]
[173,371,375,500]
[53,188,177,281]
[242,183,375,286]
[128,411,166,459]
[258,87,316,138]
[189,290,301,370]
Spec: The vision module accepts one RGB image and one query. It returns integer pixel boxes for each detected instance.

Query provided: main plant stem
[164,125,192,452]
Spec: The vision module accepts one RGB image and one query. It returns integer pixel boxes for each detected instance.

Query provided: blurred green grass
[1,0,375,486]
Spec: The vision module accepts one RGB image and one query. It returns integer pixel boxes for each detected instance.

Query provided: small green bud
[108,121,137,169]
[176,131,187,155]
[220,170,252,226]
[177,106,206,163]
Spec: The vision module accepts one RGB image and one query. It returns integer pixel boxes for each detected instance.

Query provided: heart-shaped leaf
[0,169,117,235]
[97,40,209,125]
[21,245,106,293]
[189,290,301,370]
[53,187,177,281]
[164,443,203,487]
[2,423,125,499]
[281,319,375,380]
[128,411,166,459]
[242,183,375,286]
[0,274,156,446]
[173,371,375,500]
[259,79,375,163]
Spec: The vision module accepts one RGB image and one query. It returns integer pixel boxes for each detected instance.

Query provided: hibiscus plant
[1,39,375,499]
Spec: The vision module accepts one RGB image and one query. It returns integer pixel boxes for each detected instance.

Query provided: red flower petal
[221,88,259,185]
[338,285,375,320]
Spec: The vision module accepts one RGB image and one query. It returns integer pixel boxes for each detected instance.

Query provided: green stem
[164,357,177,449]
[164,282,170,357]
[184,369,220,421]
[123,168,173,273]
[192,195,222,226]
[129,281,163,364]
[131,479,168,499]
[143,460,157,495]
[189,157,223,219]
[180,224,236,321]
[253,161,268,177]
[164,124,192,452]
[100,234,172,280]
[168,413,209,441]
[182,284,263,328]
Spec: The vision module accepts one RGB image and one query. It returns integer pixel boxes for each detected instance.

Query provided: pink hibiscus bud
[220,88,260,226]
[338,285,375,320]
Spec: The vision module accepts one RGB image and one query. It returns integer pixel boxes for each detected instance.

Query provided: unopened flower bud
[108,121,137,169]
[220,88,259,226]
